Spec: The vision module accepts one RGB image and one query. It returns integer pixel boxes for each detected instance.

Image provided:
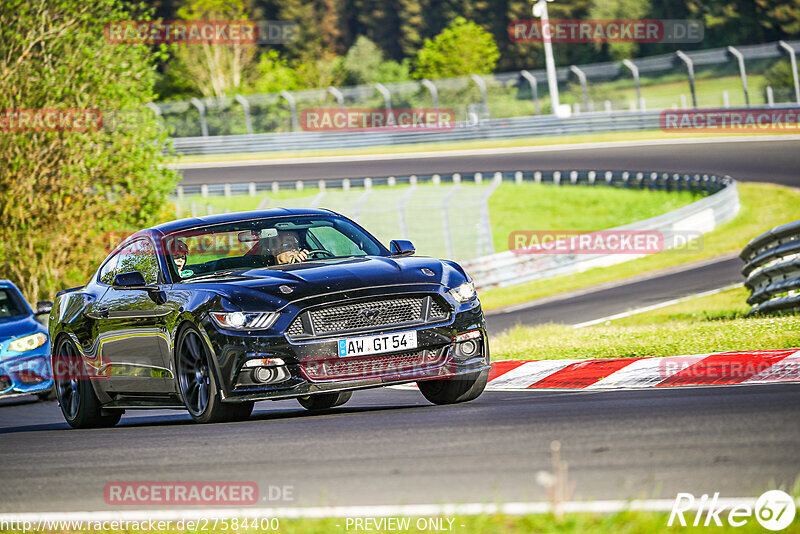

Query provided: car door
[94,238,174,394]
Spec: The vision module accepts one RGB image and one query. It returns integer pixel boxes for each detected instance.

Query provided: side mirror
[112,271,148,290]
[390,240,415,256]
[35,301,53,315]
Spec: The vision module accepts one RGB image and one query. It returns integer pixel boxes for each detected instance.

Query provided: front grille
[288,295,450,338]
[301,348,447,381]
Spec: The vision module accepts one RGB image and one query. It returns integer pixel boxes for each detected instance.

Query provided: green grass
[179,182,702,257]
[488,184,699,252]
[490,287,800,361]
[168,129,796,164]
[480,182,800,311]
[14,511,799,533]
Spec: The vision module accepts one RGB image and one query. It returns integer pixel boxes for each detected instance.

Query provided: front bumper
[205,298,489,402]
[0,345,53,397]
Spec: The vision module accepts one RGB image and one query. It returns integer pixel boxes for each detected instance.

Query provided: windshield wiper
[184,270,245,282]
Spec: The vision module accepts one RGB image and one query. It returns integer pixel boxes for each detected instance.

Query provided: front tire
[54,337,121,429]
[417,369,489,405]
[176,326,253,423]
[297,391,352,411]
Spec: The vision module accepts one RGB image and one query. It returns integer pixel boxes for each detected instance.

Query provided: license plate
[338,331,418,357]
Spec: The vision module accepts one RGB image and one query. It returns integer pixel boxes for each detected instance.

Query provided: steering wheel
[305,249,335,259]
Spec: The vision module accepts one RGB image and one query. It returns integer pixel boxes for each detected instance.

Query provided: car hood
[0,315,45,345]
[184,256,469,309]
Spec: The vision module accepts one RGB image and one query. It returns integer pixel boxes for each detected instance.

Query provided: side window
[98,253,120,285]
[115,239,161,285]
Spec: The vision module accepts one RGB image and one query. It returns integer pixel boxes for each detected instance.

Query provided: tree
[413,17,500,79]
[170,0,258,98]
[341,36,411,85]
[589,0,651,60]
[0,0,178,301]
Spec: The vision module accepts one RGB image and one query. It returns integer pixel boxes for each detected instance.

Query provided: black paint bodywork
[49,209,490,410]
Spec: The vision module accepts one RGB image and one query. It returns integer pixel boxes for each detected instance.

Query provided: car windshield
[0,288,28,321]
[162,215,388,281]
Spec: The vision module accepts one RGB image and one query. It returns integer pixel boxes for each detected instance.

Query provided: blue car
[0,280,54,399]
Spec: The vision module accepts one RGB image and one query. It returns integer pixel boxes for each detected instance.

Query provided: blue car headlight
[8,333,47,353]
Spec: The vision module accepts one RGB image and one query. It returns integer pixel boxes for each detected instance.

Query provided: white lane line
[168,135,800,169]
[571,283,742,328]
[485,252,741,316]
[4,497,796,522]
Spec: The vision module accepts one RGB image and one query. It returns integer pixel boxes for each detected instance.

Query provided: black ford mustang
[50,208,489,427]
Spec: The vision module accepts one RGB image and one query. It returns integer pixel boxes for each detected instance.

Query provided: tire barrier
[741,220,800,315]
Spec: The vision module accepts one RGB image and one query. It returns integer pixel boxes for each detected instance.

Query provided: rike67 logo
[669,491,796,531]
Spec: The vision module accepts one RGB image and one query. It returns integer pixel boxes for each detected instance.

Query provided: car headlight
[210,312,279,330]
[8,333,47,352]
[449,281,477,303]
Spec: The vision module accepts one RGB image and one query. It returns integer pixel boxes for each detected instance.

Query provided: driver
[169,239,190,275]
[272,231,309,265]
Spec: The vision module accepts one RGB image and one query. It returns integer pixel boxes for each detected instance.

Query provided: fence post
[234,94,254,135]
[569,65,589,112]
[280,90,299,132]
[726,46,750,107]
[778,41,800,104]
[146,102,162,118]
[470,74,489,118]
[675,51,697,108]
[248,182,256,196]
[520,70,540,115]
[374,83,392,113]
[766,86,775,106]
[200,184,208,198]
[190,97,209,137]
[622,59,644,110]
[328,86,345,109]
[421,79,439,115]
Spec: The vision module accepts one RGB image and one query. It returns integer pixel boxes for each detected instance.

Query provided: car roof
[150,208,339,235]
[0,279,19,289]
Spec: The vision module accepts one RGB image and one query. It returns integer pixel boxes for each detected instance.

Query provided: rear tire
[176,326,254,423]
[417,369,489,405]
[297,391,352,411]
[54,337,121,429]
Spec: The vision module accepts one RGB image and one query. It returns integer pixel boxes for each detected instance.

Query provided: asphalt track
[2,138,797,515]
[1,384,799,513]
[179,138,800,187]
[486,255,744,334]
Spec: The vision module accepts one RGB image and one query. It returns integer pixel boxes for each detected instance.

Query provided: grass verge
[490,287,800,361]
[480,182,800,312]
[180,182,701,256]
[168,130,797,165]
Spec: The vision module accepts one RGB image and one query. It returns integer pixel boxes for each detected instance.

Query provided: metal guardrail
[157,40,800,139]
[169,104,798,155]
[741,220,800,315]
[462,173,739,290]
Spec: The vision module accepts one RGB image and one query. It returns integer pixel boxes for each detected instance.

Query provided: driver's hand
[276,249,309,264]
